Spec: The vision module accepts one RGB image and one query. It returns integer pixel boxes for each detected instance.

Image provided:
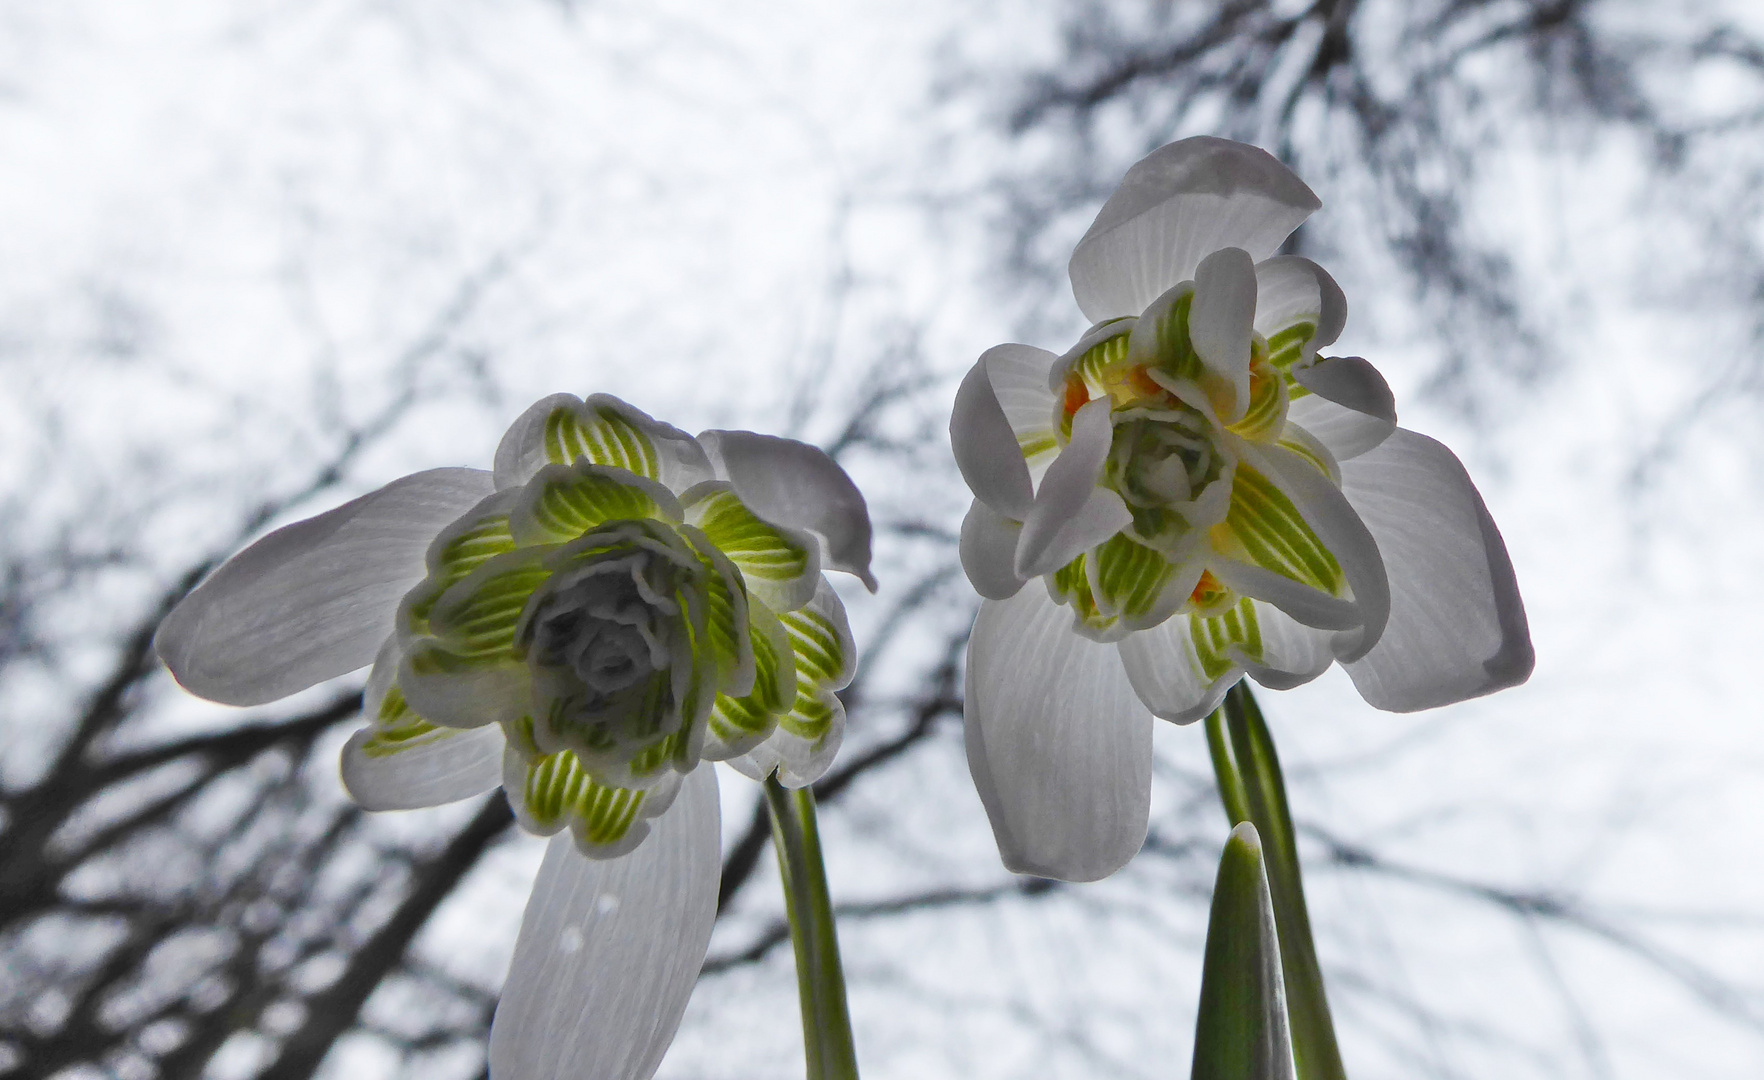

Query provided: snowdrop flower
[157,393,872,1079]
[952,137,1532,882]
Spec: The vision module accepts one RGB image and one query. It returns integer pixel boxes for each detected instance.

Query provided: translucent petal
[682,481,820,614]
[1117,615,1239,725]
[1016,399,1132,578]
[696,430,876,591]
[731,683,846,789]
[489,766,719,1080]
[397,641,530,729]
[952,351,1035,520]
[959,498,1026,601]
[155,468,495,706]
[964,585,1152,881]
[1339,429,1532,710]
[494,393,714,494]
[1253,256,1346,369]
[340,639,506,810]
[1069,137,1320,322]
[1287,356,1397,460]
[504,748,684,859]
[1190,247,1258,421]
[508,463,681,546]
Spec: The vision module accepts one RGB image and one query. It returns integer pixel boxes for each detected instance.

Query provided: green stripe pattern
[1146,288,1203,384]
[690,486,813,595]
[544,399,661,480]
[1190,597,1264,682]
[519,748,652,850]
[1265,321,1315,373]
[1222,464,1344,595]
[519,465,662,543]
[1090,533,1176,623]
[359,685,452,758]
[1051,554,1120,638]
[706,599,798,756]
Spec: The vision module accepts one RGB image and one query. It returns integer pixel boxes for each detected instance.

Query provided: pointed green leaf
[1191,821,1295,1080]
[1206,685,1346,1080]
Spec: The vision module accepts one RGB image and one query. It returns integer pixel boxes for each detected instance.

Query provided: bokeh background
[4,1,1764,1077]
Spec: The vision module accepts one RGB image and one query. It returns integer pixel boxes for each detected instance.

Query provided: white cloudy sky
[4,2,1763,1079]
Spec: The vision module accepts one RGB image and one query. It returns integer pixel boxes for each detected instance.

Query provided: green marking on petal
[703,597,797,759]
[1266,321,1315,373]
[1050,553,1120,637]
[1145,287,1204,385]
[1089,533,1177,622]
[1190,596,1264,682]
[778,597,851,691]
[519,748,650,846]
[1227,356,1288,443]
[429,553,554,657]
[1018,431,1059,460]
[543,400,661,481]
[517,464,666,544]
[1220,463,1345,595]
[688,486,814,593]
[779,683,842,744]
[679,527,756,698]
[359,684,454,758]
[1072,328,1133,391]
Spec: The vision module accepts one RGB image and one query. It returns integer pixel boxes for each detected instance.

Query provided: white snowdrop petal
[697,430,876,591]
[951,352,1036,520]
[489,766,720,1080]
[964,585,1152,881]
[155,468,496,706]
[1287,356,1397,460]
[1339,429,1533,710]
[1016,399,1132,578]
[1069,137,1320,322]
[1116,619,1238,726]
[960,499,1027,601]
[341,723,505,811]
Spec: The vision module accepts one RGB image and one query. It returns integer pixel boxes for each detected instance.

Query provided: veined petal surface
[964,584,1152,881]
[1253,256,1346,369]
[1069,137,1320,322]
[984,343,1061,466]
[1288,356,1397,460]
[697,429,876,591]
[489,765,719,1080]
[156,468,495,706]
[1016,398,1132,578]
[1190,247,1258,420]
[493,393,714,494]
[341,638,506,809]
[952,350,1035,520]
[1339,429,1532,710]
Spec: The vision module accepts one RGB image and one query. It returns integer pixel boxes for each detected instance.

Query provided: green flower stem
[1205,683,1346,1080]
[765,775,860,1080]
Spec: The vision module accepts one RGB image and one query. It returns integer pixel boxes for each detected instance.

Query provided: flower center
[528,567,673,698]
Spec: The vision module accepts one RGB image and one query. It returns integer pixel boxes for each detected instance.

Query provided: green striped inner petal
[704,603,795,758]
[427,553,554,657]
[1018,431,1059,460]
[1265,321,1315,374]
[408,511,518,631]
[777,597,851,691]
[1088,533,1176,622]
[680,528,756,698]
[1189,596,1264,682]
[543,400,662,480]
[779,683,842,744]
[516,464,669,544]
[358,684,452,758]
[688,486,814,596]
[1050,554,1120,638]
[1219,463,1345,595]
[1071,328,1132,391]
[519,748,651,847]
[1227,358,1287,443]
[1144,287,1203,385]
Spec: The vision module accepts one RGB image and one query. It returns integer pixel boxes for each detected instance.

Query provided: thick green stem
[1205,683,1347,1080]
[765,775,860,1080]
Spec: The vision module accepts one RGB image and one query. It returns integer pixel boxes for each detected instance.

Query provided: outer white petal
[984,343,1060,446]
[1287,356,1397,460]
[964,585,1152,882]
[155,468,496,707]
[952,351,1034,520]
[1252,256,1346,351]
[1190,247,1258,421]
[341,724,505,810]
[1116,619,1238,725]
[1069,137,1321,322]
[489,765,720,1080]
[697,430,876,591]
[1015,399,1131,578]
[960,499,1026,600]
[1338,429,1533,710]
